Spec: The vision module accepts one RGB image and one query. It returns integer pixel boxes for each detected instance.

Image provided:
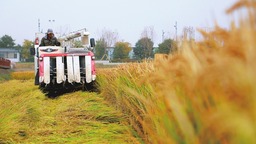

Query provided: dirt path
[0,80,142,143]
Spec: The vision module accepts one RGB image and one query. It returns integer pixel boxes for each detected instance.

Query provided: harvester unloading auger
[30,28,96,92]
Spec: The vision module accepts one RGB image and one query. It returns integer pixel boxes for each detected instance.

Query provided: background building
[0,48,20,62]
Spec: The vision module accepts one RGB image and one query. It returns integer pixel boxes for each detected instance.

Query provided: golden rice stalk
[226,0,256,14]
[11,71,34,80]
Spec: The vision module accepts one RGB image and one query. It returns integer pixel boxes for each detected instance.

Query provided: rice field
[1,1,255,143]
[0,80,142,143]
[96,1,256,143]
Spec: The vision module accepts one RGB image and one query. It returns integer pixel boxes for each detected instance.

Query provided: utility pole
[38,19,40,32]
[162,30,165,42]
[174,21,178,42]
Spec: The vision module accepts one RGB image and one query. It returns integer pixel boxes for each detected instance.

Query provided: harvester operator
[40,29,60,46]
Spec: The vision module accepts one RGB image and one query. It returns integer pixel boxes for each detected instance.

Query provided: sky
[0,0,237,46]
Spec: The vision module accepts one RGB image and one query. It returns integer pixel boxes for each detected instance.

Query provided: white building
[0,48,20,62]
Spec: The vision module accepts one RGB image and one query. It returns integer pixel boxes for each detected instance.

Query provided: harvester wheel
[83,81,96,92]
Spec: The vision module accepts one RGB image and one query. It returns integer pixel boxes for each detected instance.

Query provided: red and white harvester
[30,28,96,92]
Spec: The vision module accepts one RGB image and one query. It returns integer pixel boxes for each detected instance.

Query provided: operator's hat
[47,29,53,34]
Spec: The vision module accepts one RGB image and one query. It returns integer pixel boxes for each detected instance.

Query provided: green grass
[0,74,10,81]
[0,80,142,143]
[0,69,11,82]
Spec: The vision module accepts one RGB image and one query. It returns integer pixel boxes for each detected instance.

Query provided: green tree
[156,39,177,54]
[21,40,33,62]
[113,42,132,60]
[134,37,154,59]
[95,39,107,60]
[15,44,22,49]
[0,35,15,48]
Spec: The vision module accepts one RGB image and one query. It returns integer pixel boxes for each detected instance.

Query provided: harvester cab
[31,28,96,91]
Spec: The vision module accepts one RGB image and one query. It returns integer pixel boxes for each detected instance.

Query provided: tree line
[94,27,177,61]
[0,28,177,62]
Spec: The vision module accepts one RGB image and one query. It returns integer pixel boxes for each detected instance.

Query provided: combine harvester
[30,28,96,92]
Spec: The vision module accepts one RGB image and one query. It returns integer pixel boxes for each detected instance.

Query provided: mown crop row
[96,1,256,143]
